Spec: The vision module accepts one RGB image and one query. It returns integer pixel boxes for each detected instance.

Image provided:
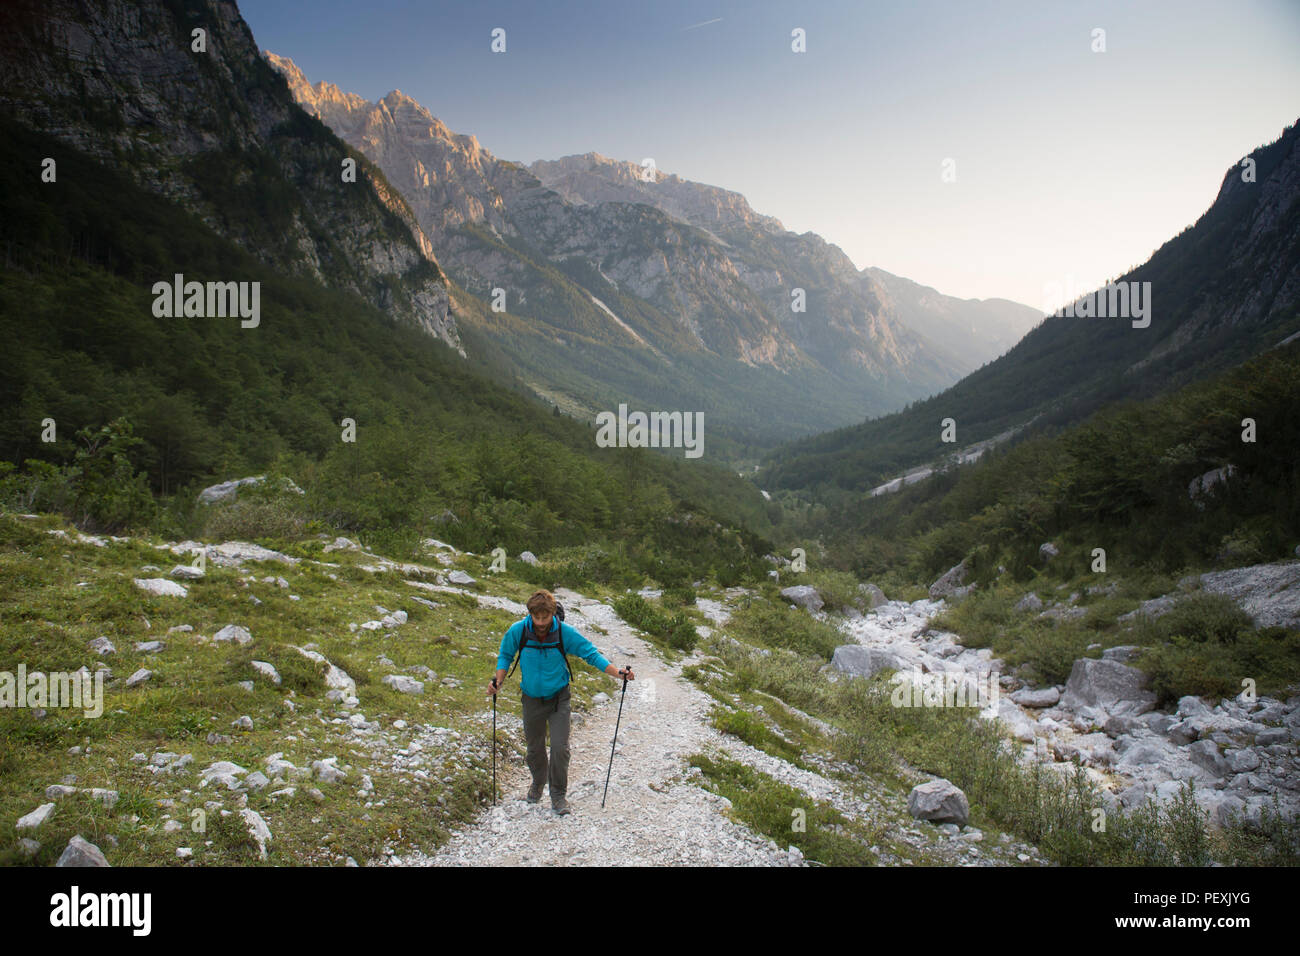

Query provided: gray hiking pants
[521,684,571,797]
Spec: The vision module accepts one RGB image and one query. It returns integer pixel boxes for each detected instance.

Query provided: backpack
[506,602,573,685]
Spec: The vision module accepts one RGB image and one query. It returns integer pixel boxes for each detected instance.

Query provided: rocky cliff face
[0,0,461,353]
[532,153,1045,375]
[266,53,1012,441]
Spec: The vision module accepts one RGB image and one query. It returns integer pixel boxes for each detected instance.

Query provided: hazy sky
[242,0,1300,308]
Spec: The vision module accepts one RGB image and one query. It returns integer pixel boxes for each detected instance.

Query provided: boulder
[1014,593,1044,613]
[1118,595,1178,624]
[1060,658,1157,719]
[519,551,540,566]
[312,758,347,784]
[995,699,1040,742]
[1102,714,1141,738]
[907,779,969,825]
[197,475,303,505]
[1186,740,1229,778]
[240,808,272,861]
[250,661,281,686]
[780,586,824,613]
[55,835,110,867]
[382,675,424,695]
[1199,560,1300,629]
[1038,542,1060,561]
[133,578,188,598]
[1010,686,1060,708]
[89,637,116,656]
[16,803,56,831]
[206,541,298,567]
[1226,748,1262,773]
[1176,695,1213,719]
[213,624,253,646]
[1101,645,1142,663]
[831,645,908,678]
[857,583,888,609]
[928,560,970,600]
[447,570,477,586]
[1120,750,1179,780]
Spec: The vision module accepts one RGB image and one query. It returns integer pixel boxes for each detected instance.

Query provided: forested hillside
[0,116,778,584]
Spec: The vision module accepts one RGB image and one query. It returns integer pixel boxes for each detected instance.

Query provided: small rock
[240,809,272,860]
[250,661,281,686]
[907,779,969,825]
[16,803,56,830]
[383,675,424,695]
[133,578,188,598]
[55,835,110,867]
[213,624,253,646]
[89,637,116,656]
[125,668,153,688]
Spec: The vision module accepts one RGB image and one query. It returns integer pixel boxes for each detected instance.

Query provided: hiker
[487,589,633,815]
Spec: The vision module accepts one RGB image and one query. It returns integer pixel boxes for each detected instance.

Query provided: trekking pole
[490,678,498,806]
[601,667,631,809]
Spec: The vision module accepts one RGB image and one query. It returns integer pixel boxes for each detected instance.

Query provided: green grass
[726,597,842,661]
[0,510,605,865]
[687,753,879,866]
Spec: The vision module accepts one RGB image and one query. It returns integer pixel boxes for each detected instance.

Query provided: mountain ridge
[265,52,1043,452]
[761,119,1300,494]
[0,0,462,353]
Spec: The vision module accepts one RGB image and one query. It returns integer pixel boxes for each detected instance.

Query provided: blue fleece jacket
[496,617,611,699]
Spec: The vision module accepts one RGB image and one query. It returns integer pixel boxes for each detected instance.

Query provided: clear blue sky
[241,0,1300,307]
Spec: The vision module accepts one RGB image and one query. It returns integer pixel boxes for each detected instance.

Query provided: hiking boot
[525,782,544,804]
[552,795,571,815]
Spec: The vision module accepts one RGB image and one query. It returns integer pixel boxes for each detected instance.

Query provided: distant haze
[241,0,1300,307]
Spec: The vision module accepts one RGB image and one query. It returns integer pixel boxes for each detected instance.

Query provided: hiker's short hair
[526,590,557,617]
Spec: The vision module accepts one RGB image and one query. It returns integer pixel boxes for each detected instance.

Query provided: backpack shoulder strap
[556,621,574,683]
[506,619,530,679]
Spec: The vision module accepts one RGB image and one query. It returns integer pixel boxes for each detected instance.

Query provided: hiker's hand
[487,678,500,697]
[619,666,635,682]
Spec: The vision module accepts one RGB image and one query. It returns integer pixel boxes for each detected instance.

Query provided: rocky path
[391,589,803,866]
[391,587,1042,867]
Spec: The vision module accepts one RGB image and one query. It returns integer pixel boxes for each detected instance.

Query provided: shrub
[611,594,698,651]
[1138,638,1242,705]
[661,585,696,608]
[203,496,309,541]
[1158,592,1253,645]
[1016,623,1097,686]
